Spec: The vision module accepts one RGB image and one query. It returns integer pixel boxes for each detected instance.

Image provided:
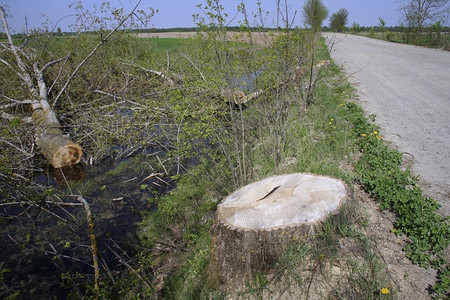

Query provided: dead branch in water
[77,196,100,297]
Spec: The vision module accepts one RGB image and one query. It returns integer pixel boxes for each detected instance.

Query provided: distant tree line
[323,25,450,32]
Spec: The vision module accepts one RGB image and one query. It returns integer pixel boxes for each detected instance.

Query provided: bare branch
[0,6,30,76]
[0,100,32,109]
[120,61,175,86]
[182,54,205,81]
[94,89,147,108]
[0,201,83,207]
[0,96,33,110]
[40,56,66,72]
[0,56,27,81]
[77,196,100,295]
[0,137,33,157]
[0,111,33,123]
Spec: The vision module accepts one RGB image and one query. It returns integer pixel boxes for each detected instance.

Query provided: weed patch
[346,101,450,297]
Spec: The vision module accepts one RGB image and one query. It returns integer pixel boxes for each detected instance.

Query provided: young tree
[398,0,449,41]
[302,0,329,33]
[351,22,361,33]
[329,8,349,32]
[379,17,387,38]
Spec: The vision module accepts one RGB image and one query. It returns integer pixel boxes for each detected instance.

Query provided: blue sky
[2,0,402,33]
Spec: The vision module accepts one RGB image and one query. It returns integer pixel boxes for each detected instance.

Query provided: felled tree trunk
[208,173,349,288]
[1,6,82,168]
[32,104,82,168]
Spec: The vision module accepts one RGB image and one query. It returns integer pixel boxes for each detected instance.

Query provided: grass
[4,28,447,298]
[121,38,401,299]
[354,30,450,50]
[137,35,448,298]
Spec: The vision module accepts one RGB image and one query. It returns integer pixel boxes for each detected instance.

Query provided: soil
[357,187,437,299]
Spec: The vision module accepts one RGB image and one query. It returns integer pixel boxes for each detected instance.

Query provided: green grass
[121,37,399,299]
[6,28,445,298]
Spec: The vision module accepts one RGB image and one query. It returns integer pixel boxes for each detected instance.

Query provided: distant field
[136,31,275,45]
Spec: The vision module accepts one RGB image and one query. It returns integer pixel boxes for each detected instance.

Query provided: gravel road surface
[324,33,450,215]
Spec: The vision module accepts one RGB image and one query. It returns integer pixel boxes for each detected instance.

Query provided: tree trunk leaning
[208,173,350,289]
[0,6,82,169]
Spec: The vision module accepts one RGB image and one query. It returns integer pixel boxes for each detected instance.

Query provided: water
[231,69,264,93]
[0,153,173,299]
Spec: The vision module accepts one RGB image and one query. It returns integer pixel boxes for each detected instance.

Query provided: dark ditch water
[0,153,174,299]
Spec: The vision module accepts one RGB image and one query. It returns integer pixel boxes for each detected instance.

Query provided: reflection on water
[231,69,264,93]
[48,164,87,186]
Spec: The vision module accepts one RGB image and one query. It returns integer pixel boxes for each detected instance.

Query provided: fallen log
[208,173,350,289]
[1,6,82,168]
[220,89,265,105]
[32,104,82,168]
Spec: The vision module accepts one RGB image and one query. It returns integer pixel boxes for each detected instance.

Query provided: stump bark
[208,173,349,288]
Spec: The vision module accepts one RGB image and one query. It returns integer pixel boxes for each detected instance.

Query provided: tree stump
[208,173,349,288]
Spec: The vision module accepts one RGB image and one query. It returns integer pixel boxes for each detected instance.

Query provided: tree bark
[208,173,350,289]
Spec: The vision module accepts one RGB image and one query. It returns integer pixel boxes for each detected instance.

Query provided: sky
[1,0,403,34]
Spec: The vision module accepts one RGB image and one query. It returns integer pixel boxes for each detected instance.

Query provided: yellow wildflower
[329,122,332,125]
[361,133,367,137]
[373,131,378,135]
[381,288,390,295]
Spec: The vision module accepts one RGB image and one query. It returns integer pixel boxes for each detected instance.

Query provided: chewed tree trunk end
[39,134,83,168]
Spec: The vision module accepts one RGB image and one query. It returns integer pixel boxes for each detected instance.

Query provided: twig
[182,54,205,81]
[0,201,83,207]
[122,177,137,183]
[0,138,34,157]
[156,155,169,176]
[0,111,33,123]
[105,243,154,291]
[120,61,175,86]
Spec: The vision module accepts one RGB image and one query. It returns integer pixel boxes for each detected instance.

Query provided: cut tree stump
[208,173,350,288]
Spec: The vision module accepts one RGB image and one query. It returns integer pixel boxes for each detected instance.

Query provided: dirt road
[324,33,450,216]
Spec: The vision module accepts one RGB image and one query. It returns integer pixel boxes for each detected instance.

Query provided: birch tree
[398,0,449,42]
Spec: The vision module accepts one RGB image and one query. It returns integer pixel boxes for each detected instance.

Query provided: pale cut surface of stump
[208,173,349,289]
[219,173,347,230]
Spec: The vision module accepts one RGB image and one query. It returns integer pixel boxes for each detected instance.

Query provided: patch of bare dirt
[357,187,437,299]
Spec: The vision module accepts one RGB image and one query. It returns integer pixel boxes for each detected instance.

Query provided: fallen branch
[105,243,154,291]
[0,201,83,207]
[120,61,175,86]
[77,196,100,297]
[221,88,265,105]
[0,111,33,123]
